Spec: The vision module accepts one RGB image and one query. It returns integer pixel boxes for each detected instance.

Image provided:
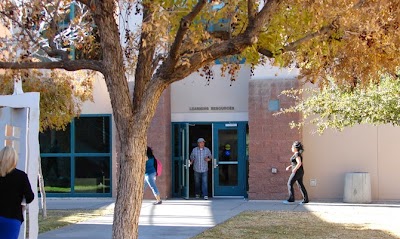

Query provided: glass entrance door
[213,122,246,197]
[172,123,190,199]
[173,122,247,198]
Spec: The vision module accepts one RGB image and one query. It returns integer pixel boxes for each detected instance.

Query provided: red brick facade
[145,88,172,200]
[145,79,301,200]
[248,79,301,199]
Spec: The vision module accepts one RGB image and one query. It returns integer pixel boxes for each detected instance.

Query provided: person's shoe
[153,201,162,205]
[299,200,309,204]
[282,200,295,204]
[195,194,200,199]
[204,196,208,200]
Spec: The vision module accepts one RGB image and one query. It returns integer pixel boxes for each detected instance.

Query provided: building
[38,60,400,202]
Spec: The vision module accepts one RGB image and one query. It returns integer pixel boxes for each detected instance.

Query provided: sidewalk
[38,198,400,239]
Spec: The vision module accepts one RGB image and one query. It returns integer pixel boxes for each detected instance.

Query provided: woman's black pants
[287,171,308,202]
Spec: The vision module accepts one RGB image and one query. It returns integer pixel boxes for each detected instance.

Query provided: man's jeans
[194,171,208,197]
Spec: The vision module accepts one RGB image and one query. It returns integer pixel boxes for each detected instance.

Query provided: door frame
[172,122,247,198]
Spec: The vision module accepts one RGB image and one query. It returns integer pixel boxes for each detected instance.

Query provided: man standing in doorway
[190,138,212,200]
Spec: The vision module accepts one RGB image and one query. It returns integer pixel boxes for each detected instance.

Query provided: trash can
[343,172,371,203]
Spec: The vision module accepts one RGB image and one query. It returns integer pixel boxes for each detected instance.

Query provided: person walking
[144,147,162,205]
[190,138,212,200]
[284,141,309,204]
[0,146,34,239]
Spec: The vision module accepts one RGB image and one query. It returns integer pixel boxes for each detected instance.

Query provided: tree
[0,69,94,131]
[0,0,399,238]
[278,75,400,134]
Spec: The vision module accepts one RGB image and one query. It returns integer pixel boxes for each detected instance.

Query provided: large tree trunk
[109,79,167,239]
[113,132,146,238]
[90,1,148,238]
[90,0,170,238]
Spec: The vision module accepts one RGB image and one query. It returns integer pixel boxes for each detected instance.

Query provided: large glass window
[75,157,110,193]
[39,125,71,153]
[75,117,110,153]
[41,157,71,193]
[40,115,112,196]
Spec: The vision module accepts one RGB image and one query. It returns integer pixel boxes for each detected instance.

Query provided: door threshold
[212,196,245,199]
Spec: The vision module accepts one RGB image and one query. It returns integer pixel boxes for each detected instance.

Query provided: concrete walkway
[38,198,400,239]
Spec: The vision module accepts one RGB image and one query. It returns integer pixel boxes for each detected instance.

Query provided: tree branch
[247,0,256,24]
[76,0,95,11]
[152,53,166,73]
[168,0,207,63]
[257,0,366,58]
[157,0,284,83]
[0,60,104,72]
[76,0,89,5]
[354,0,366,8]
[251,0,283,36]
[0,10,49,57]
[46,0,70,60]
[285,25,333,52]
[132,5,159,112]
[0,2,70,61]
[257,48,274,58]
[163,34,254,82]
[198,1,285,63]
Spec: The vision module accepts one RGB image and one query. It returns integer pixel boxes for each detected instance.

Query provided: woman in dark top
[0,146,34,239]
[284,141,309,204]
[144,147,162,205]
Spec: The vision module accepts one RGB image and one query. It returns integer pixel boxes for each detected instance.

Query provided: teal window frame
[40,114,112,197]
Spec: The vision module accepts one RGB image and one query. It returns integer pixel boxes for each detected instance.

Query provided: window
[39,115,112,196]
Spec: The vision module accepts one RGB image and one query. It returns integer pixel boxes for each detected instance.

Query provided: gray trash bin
[343,172,371,203]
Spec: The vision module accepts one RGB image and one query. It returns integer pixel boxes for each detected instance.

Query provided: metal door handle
[213,158,218,168]
[183,159,190,168]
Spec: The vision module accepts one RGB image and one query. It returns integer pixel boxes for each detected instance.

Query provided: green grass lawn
[192,211,398,239]
[43,185,110,193]
[36,208,112,234]
[35,209,398,238]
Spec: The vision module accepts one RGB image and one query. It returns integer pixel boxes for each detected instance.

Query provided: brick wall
[145,87,172,200]
[248,79,302,200]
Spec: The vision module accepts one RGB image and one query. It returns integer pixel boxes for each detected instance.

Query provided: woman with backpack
[144,147,162,205]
